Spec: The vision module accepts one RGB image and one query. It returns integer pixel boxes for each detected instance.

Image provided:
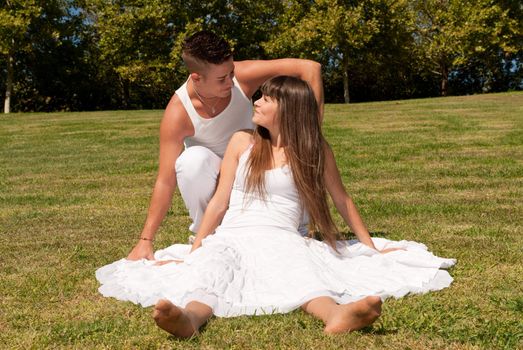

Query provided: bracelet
[139,237,154,242]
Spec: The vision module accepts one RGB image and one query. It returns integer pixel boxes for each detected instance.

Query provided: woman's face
[253,95,279,130]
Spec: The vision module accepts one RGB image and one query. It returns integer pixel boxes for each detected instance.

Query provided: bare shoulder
[230,129,254,145]
[161,94,194,141]
[228,129,254,156]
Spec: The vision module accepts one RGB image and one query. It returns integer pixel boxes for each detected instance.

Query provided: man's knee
[175,146,221,182]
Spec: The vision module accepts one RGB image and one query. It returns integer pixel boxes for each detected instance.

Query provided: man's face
[199,58,235,98]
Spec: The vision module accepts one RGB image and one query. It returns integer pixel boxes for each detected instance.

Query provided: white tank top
[175,77,254,158]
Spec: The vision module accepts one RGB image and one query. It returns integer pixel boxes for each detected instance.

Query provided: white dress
[96,147,456,317]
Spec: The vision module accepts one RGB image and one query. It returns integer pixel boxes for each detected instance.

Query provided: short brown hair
[182,31,233,73]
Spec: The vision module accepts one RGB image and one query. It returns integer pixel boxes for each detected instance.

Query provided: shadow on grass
[360,324,398,336]
[165,322,210,343]
[337,231,389,240]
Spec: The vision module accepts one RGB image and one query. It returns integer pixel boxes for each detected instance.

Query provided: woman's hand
[154,259,183,266]
[378,247,406,254]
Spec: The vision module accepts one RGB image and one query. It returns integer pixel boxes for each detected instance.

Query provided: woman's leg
[301,296,382,334]
[153,299,213,338]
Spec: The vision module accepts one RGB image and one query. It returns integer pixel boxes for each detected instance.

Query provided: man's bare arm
[127,96,193,260]
[234,59,324,120]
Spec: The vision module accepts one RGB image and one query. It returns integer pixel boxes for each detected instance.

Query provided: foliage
[82,0,283,109]
[264,0,382,102]
[345,0,438,101]
[412,0,523,96]
[0,0,42,113]
[0,0,41,56]
[84,0,187,109]
[0,0,522,111]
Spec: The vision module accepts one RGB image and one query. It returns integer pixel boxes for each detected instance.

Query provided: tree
[2,0,520,111]
[412,0,522,96]
[264,0,443,103]
[84,0,188,109]
[345,0,434,101]
[181,0,284,60]
[266,0,412,103]
[84,0,284,109]
[0,0,41,113]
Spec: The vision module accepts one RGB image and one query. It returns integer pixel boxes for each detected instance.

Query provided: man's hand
[127,239,154,260]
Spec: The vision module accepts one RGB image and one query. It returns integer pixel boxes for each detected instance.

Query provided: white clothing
[174,145,309,234]
[176,77,254,158]
[175,146,221,232]
[174,77,253,232]
[96,147,456,317]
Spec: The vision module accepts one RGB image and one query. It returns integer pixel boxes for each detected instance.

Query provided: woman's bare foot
[324,296,382,334]
[152,299,197,338]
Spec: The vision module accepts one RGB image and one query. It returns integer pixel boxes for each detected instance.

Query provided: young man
[127,30,323,260]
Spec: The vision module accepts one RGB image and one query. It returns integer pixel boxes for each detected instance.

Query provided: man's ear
[190,72,202,82]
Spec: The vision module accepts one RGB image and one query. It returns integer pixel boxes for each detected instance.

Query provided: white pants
[175,146,309,234]
[176,146,222,233]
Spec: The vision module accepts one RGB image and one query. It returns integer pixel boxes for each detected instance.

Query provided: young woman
[96,76,455,337]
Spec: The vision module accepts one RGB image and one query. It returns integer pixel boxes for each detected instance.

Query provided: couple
[96,31,455,338]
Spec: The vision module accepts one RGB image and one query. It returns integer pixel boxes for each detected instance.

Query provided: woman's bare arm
[324,144,376,249]
[190,131,253,252]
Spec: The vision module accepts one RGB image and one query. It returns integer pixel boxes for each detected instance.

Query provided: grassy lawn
[1,92,522,349]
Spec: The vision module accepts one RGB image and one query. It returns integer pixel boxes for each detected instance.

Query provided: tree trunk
[120,77,130,109]
[4,52,14,114]
[342,53,350,103]
[440,65,449,97]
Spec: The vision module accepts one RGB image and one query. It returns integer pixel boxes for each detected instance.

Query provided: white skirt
[96,228,455,317]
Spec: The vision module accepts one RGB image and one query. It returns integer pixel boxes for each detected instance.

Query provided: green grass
[1,92,522,349]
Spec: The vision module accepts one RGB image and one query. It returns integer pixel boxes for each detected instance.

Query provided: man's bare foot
[152,299,197,338]
[324,296,382,334]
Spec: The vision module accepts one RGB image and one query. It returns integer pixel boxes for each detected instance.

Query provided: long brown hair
[245,76,338,248]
